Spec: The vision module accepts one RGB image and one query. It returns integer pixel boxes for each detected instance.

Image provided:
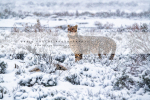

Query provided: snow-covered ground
[0,0,150,100]
[0,53,150,100]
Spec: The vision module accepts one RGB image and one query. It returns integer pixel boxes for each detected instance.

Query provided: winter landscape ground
[0,0,150,100]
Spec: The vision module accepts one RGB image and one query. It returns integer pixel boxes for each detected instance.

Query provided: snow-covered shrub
[113,74,135,90]
[94,21,114,29]
[103,22,114,29]
[139,70,150,91]
[6,54,15,60]
[11,19,51,33]
[0,54,5,58]
[26,54,63,73]
[141,23,148,32]
[129,54,149,66]
[14,54,25,60]
[65,64,99,87]
[25,45,37,54]
[24,53,37,66]
[52,96,67,100]
[120,54,150,77]
[11,24,20,33]
[0,86,7,99]
[23,23,32,32]
[128,30,150,57]
[65,72,81,85]
[56,25,67,30]
[126,23,149,32]
[13,85,49,100]
[28,54,59,73]
[33,19,43,32]
[15,69,22,75]
[38,54,54,65]
[15,67,25,75]
[129,23,140,32]
[0,76,4,83]
[0,86,4,99]
[83,67,89,71]
[112,54,149,91]
[0,61,7,74]
[81,79,95,87]
[94,21,103,29]
[21,19,50,33]
[117,26,125,32]
[63,54,74,66]
[6,54,25,60]
[38,61,56,73]
[13,86,73,100]
[55,54,67,63]
[18,74,58,87]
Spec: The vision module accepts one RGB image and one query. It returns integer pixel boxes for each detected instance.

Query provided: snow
[0,0,150,100]
[0,18,149,28]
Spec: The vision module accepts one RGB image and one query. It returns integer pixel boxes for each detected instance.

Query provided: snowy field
[0,0,150,100]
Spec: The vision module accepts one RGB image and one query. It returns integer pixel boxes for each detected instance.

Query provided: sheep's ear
[68,25,70,27]
[75,25,78,29]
